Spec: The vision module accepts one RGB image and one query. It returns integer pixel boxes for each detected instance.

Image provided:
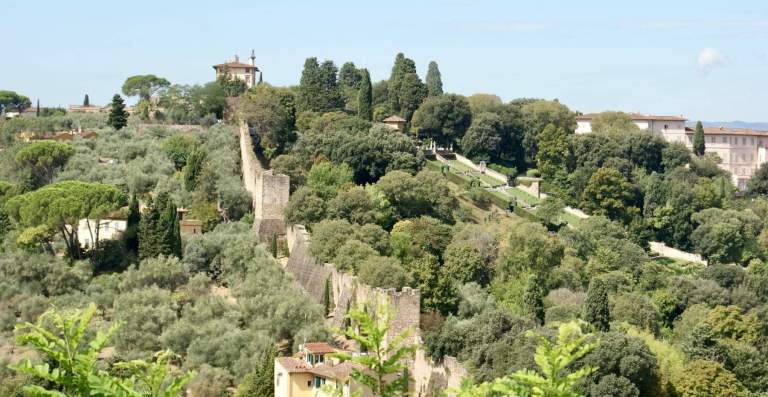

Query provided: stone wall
[284,225,465,395]
[239,124,290,242]
[649,241,708,265]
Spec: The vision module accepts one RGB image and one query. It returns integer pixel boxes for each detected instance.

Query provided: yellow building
[274,342,372,397]
[213,51,260,88]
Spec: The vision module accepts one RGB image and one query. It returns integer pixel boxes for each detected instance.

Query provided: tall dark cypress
[357,69,373,121]
[693,121,706,156]
[138,196,162,259]
[125,194,140,254]
[83,94,90,107]
[107,94,128,130]
[425,61,443,97]
[35,99,40,117]
[523,274,545,325]
[584,278,610,332]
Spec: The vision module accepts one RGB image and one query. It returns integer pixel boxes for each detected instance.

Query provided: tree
[0,90,31,113]
[138,193,181,259]
[693,121,706,156]
[15,140,75,188]
[163,134,199,170]
[306,161,354,199]
[520,100,576,167]
[467,94,503,115]
[331,306,416,397]
[84,93,90,106]
[522,274,545,324]
[387,53,426,122]
[125,194,140,254]
[580,166,638,223]
[747,162,768,197]
[460,112,503,161]
[296,57,343,113]
[108,94,129,130]
[358,68,373,121]
[358,255,411,289]
[454,321,598,397]
[234,347,276,397]
[584,278,610,331]
[122,74,171,100]
[590,111,640,134]
[425,61,443,97]
[690,208,761,265]
[411,94,472,147]
[5,181,126,260]
[238,84,297,159]
[9,303,195,397]
[536,123,571,181]
[675,360,747,397]
[284,186,327,226]
[183,149,207,191]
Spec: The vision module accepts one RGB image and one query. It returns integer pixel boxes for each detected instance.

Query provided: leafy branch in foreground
[330,305,416,397]
[452,320,598,397]
[8,303,195,397]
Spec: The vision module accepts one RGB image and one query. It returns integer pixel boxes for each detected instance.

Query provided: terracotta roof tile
[383,115,406,122]
[303,342,337,354]
[685,126,768,137]
[276,357,310,372]
[577,112,686,122]
[213,62,259,70]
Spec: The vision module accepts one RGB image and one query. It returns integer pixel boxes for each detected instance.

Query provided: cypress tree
[107,94,128,130]
[138,193,181,259]
[357,69,373,121]
[584,278,610,332]
[35,99,40,117]
[162,197,182,258]
[426,61,443,97]
[270,233,278,258]
[138,196,162,259]
[388,53,406,113]
[693,121,706,156]
[83,94,90,107]
[182,149,206,191]
[323,277,331,316]
[523,274,545,324]
[234,346,276,397]
[125,194,140,254]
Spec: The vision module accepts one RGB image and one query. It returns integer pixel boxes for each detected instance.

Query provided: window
[276,373,281,387]
[743,137,747,145]
[313,377,326,388]
[664,124,668,129]
[722,137,727,143]
[751,138,755,145]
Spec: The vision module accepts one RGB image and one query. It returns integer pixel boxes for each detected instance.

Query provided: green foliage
[5,180,126,260]
[579,331,660,397]
[138,193,181,259]
[358,255,411,289]
[122,74,171,100]
[297,57,344,113]
[388,53,427,122]
[234,347,276,397]
[536,123,570,181]
[454,321,597,397]
[334,239,377,272]
[15,140,75,187]
[412,94,472,146]
[675,360,747,397]
[163,134,199,170]
[747,162,768,197]
[331,306,416,397]
[580,166,638,223]
[0,90,31,112]
[309,219,356,263]
[357,68,373,121]
[583,278,610,332]
[590,111,640,134]
[108,94,129,130]
[284,186,326,226]
[690,208,761,265]
[183,149,207,191]
[238,84,297,159]
[693,121,706,156]
[426,61,443,97]
[460,112,503,162]
[306,161,354,199]
[374,170,457,225]
[9,303,194,397]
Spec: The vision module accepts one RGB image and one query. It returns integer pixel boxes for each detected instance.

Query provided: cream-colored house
[213,51,259,88]
[575,112,768,190]
[274,342,372,397]
[383,115,406,133]
[75,218,127,249]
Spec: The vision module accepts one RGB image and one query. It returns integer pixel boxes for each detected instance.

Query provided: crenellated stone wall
[284,225,466,396]
[239,124,290,242]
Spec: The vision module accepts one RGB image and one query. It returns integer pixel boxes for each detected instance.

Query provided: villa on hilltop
[213,50,260,88]
[576,112,768,190]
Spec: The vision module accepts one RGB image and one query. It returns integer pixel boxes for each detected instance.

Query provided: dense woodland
[2,52,768,397]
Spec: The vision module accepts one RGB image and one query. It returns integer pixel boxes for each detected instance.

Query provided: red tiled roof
[685,126,768,137]
[213,62,259,70]
[577,112,686,122]
[276,357,310,372]
[303,342,337,354]
[307,362,361,382]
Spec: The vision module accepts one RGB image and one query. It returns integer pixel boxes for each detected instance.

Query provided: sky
[1,0,766,121]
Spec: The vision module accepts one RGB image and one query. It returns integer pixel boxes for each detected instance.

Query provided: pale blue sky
[2,0,766,121]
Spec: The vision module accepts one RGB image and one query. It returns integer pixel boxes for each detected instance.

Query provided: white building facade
[212,50,260,88]
[576,113,768,190]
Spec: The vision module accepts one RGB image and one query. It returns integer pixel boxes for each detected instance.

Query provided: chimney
[250,49,256,67]
[234,54,239,63]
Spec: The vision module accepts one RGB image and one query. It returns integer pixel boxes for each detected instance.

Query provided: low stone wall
[452,153,508,185]
[412,347,467,397]
[649,241,708,265]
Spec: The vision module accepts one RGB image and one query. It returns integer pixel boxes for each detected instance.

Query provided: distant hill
[687,121,768,130]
